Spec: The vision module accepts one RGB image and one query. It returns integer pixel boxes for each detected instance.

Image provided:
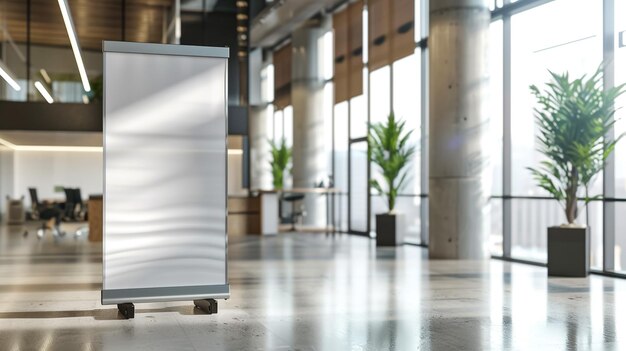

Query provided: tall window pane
[350,67,369,138]
[489,20,504,255]
[273,109,284,142]
[510,0,603,261]
[368,65,391,236]
[391,51,421,243]
[369,65,390,125]
[350,94,367,138]
[392,52,420,195]
[613,0,626,272]
[335,101,349,231]
[350,141,368,233]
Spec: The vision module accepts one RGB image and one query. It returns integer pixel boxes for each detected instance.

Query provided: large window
[489,19,504,256]
[612,0,626,272]
[393,52,422,243]
[259,0,626,274]
[334,101,349,231]
[509,0,603,262]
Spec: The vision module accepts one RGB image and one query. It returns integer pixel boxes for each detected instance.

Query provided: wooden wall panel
[368,0,390,72]
[391,0,415,61]
[273,43,292,110]
[4,0,169,50]
[333,9,349,103]
[348,1,364,99]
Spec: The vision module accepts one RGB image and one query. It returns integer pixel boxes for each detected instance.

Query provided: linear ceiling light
[40,68,52,84]
[0,137,102,153]
[228,149,244,155]
[57,0,90,92]
[0,60,21,91]
[34,81,54,104]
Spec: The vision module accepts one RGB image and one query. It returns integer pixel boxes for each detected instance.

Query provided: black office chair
[27,187,65,238]
[73,188,87,221]
[61,188,88,237]
[63,187,76,221]
[281,192,306,231]
[63,188,87,221]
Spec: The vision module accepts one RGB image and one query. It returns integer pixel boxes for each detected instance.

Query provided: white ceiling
[250,0,341,48]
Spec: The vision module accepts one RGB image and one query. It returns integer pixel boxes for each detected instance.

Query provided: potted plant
[269,138,291,189]
[529,67,625,277]
[369,113,415,246]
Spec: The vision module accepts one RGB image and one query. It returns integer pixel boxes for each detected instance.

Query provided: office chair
[27,187,65,238]
[63,188,87,221]
[63,187,76,221]
[72,188,88,237]
[281,192,306,231]
[62,188,88,237]
[73,188,87,221]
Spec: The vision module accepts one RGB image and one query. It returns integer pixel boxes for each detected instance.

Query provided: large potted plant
[529,67,624,277]
[369,113,415,246]
[269,138,291,189]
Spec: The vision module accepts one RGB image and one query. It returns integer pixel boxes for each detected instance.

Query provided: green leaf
[528,65,625,224]
[268,138,292,189]
[368,112,415,212]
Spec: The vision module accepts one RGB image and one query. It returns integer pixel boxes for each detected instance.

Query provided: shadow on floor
[0,305,212,321]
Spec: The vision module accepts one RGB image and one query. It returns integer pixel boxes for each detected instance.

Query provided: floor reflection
[0,224,624,350]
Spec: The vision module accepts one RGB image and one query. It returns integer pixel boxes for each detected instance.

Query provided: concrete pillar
[291,23,326,227]
[428,0,490,259]
[249,105,273,190]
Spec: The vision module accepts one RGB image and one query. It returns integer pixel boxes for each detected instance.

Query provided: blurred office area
[1,0,626,350]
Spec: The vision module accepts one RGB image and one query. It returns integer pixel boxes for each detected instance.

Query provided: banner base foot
[117,303,135,319]
[193,299,218,314]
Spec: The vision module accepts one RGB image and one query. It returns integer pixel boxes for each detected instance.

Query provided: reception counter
[88,194,103,242]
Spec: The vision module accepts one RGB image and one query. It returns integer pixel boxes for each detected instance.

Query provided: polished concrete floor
[0,222,625,350]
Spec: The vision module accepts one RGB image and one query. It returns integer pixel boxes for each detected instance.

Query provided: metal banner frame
[101,41,230,316]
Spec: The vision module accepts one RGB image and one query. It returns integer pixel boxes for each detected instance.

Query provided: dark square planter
[376,213,405,246]
[547,226,589,277]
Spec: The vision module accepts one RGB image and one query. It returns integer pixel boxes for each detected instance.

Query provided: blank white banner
[103,42,228,302]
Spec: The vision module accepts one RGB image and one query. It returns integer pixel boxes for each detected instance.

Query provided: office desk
[256,188,340,234]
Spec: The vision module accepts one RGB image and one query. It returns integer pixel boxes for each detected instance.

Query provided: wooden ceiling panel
[2,0,172,50]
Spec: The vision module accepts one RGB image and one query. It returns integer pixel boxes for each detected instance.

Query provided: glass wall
[489,19,504,256]
[612,0,626,273]
[334,101,349,231]
[0,0,168,104]
[0,0,27,101]
[259,0,626,277]
[509,0,603,263]
[369,65,391,235]
[392,51,422,243]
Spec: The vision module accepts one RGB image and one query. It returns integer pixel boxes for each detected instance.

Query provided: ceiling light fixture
[0,60,21,91]
[34,81,54,104]
[40,68,52,84]
[0,137,102,153]
[57,0,91,92]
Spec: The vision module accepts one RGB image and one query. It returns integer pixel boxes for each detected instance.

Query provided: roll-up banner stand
[101,41,229,319]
